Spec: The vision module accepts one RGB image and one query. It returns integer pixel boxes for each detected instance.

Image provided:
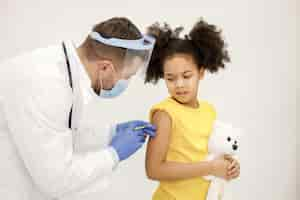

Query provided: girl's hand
[210,156,231,180]
[224,155,240,180]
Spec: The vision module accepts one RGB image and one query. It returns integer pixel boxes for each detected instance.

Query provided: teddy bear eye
[227,137,231,142]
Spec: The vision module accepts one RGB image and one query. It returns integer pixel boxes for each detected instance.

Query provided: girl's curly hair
[145,18,230,84]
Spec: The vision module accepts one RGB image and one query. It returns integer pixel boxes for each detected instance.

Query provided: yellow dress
[149,97,216,200]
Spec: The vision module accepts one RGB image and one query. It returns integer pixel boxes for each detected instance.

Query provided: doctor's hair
[81,17,142,64]
[144,18,230,84]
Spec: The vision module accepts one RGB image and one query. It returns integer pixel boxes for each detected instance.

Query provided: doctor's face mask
[96,64,130,98]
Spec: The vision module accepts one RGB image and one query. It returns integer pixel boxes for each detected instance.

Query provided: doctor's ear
[95,60,115,76]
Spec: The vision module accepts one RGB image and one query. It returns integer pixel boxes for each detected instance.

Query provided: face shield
[89,31,155,80]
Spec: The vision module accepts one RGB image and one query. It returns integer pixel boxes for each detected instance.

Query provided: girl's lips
[176,91,188,96]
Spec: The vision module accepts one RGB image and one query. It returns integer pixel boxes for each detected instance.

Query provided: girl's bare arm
[145,110,216,181]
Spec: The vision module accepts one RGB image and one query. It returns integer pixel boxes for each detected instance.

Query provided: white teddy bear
[204,120,241,200]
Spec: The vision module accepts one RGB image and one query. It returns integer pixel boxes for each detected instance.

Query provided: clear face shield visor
[89,31,155,80]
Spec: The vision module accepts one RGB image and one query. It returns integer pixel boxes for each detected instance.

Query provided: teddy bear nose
[233,144,238,151]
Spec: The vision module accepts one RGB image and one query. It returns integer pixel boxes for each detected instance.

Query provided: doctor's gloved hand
[109,120,156,161]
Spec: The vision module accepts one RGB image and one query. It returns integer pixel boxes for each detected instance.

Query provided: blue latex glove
[109,120,156,161]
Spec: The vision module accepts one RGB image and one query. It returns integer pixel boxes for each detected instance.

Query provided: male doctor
[0,17,156,199]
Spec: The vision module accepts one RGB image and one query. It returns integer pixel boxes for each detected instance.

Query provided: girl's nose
[175,79,184,88]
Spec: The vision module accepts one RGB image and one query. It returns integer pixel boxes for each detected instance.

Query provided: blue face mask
[99,79,129,98]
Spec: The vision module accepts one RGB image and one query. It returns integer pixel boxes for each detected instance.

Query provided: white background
[0,0,297,199]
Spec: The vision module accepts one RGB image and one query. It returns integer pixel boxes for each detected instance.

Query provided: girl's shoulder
[150,98,216,113]
[199,99,217,120]
[149,97,176,121]
[199,99,215,110]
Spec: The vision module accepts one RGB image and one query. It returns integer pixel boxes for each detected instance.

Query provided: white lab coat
[0,41,120,200]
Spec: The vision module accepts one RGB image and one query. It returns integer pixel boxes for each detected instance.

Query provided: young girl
[144,19,240,200]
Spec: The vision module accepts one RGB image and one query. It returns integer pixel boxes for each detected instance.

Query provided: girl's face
[163,53,205,106]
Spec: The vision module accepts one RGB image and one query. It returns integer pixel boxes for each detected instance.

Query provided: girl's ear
[199,67,205,80]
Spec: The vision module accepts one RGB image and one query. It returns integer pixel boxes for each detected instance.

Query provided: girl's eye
[166,78,174,81]
[183,75,192,79]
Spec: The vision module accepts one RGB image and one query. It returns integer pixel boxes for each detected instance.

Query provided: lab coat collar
[64,41,99,103]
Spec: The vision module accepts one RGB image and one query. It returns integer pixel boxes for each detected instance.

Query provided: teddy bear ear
[234,127,244,138]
